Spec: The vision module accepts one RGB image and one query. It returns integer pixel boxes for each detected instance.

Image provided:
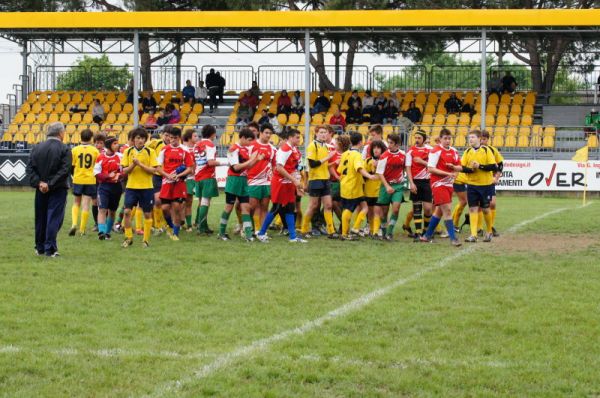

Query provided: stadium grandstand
[0,9,599,170]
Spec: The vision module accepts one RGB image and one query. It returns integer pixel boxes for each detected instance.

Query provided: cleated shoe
[483,233,493,243]
[142,241,150,248]
[465,236,478,243]
[327,233,340,239]
[68,226,76,236]
[451,239,462,247]
[402,224,415,238]
[98,233,106,240]
[419,235,433,243]
[492,227,500,237]
[217,233,231,241]
[256,234,269,243]
[170,234,180,241]
[289,237,308,243]
[122,238,133,248]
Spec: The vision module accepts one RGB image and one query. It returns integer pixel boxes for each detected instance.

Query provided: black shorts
[152,175,163,194]
[467,184,494,209]
[365,197,378,207]
[491,184,497,196]
[308,179,331,197]
[225,192,249,205]
[453,183,467,193]
[72,183,97,197]
[161,197,185,204]
[341,197,364,212]
[97,183,123,211]
[124,188,154,213]
[409,179,433,203]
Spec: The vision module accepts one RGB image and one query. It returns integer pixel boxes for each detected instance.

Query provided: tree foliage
[56,55,132,91]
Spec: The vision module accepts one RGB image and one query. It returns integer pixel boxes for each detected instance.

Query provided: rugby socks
[197,205,209,231]
[425,215,431,230]
[323,211,335,235]
[341,209,353,236]
[353,210,366,231]
[491,208,497,228]
[164,214,174,229]
[424,215,441,238]
[295,209,303,229]
[285,213,297,240]
[477,210,484,231]
[152,207,161,229]
[403,210,413,228]
[372,216,381,235]
[386,214,398,236]
[452,203,465,225]
[92,205,98,226]
[194,204,201,225]
[71,204,80,227]
[444,219,457,241]
[253,214,261,232]
[80,210,89,233]
[259,211,275,236]
[106,217,114,233]
[116,207,124,224]
[135,208,144,230]
[124,227,133,240]
[143,219,153,242]
[483,211,493,233]
[242,214,253,239]
[173,224,180,237]
[413,204,423,235]
[219,211,231,235]
[98,223,106,234]
[185,215,192,228]
[469,211,479,237]
[300,214,311,235]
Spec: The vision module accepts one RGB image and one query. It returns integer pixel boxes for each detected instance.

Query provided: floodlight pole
[304,29,311,153]
[21,39,28,104]
[175,39,182,92]
[133,30,140,127]
[480,28,487,131]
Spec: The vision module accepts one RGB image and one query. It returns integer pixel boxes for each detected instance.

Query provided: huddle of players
[67,121,503,247]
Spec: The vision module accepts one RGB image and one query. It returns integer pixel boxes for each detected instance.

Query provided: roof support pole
[334,40,340,90]
[480,28,487,131]
[21,39,28,104]
[133,30,140,127]
[175,39,182,92]
[304,29,311,153]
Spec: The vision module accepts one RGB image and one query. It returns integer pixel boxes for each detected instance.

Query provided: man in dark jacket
[205,68,219,112]
[26,122,72,257]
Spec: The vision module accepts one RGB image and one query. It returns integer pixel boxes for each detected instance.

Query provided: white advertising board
[498,160,600,191]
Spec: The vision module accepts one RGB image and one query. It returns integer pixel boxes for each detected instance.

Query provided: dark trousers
[35,188,67,255]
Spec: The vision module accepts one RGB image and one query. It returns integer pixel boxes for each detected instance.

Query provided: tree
[56,55,132,91]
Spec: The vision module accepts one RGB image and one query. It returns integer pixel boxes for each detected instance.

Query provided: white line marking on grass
[147,203,588,398]
[0,345,217,360]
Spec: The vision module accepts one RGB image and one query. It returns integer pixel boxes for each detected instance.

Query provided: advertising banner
[498,160,600,191]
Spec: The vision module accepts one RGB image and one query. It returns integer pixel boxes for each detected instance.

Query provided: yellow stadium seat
[521,115,533,126]
[492,135,504,147]
[497,104,509,115]
[500,93,511,104]
[424,103,435,115]
[508,115,520,126]
[462,92,475,106]
[49,92,59,104]
[485,114,495,127]
[311,114,324,124]
[12,114,24,125]
[487,93,499,105]
[117,113,129,124]
[31,103,42,114]
[42,103,54,114]
[504,136,516,147]
[518,127,531,137]
[542,136,554,148]
[446,114,458,126]
[122,103,133,114]
[431,125,443,137]
[435,103,446,115]
[187,113,199,125]
[358,124,370,138]
[522,104,534,115]
[81,113,93,124]
[510,104,522,115]
[453,134,466,147]
[415,92,427,104]
[89,124,100,133]
[524,92,536,105]
[427,92,439,105]
[54,103,66,114]
[506,126,518,136]
[59,113,71,124]
[457,113,470,125]
[65,124,77,134]
[25,114,36,124]
[517,135,530,147]
[36,114,48,124]
[111,103,123,114]
[332,92,343,105]
[288,113,300,125]
[512,93,524,106]
[105,113,116,124]
[471,114,481,126]
[422,114,433,125]
[486,104,497,115]
[38,94,49,105]
[192,103,204,114]
[71,113,82,124]
[496,115,508,126]
[544,125,556,136]
[588,134,599,148]
[433,114,445,125]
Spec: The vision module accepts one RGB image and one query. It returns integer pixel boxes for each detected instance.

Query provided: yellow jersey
[121,146,159,189]
[337,149,366,200]
[461,145,497,186]
[487,145,504,166]
[364,157,381,198]
[306,140,330,181]
[147,138,165,176]
[71,144,100,185]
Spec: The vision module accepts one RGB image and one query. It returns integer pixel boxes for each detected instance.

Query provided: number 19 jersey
[71,144,100,185]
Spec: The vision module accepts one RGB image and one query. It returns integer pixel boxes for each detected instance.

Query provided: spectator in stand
[387,92,400,109]
[145,109,158,129]
[92,99,104,125]
[369,103,385,125]
[346,100,363,125]
[311,90,330,115]
[277,90,292,115]
[182,79,196,103]
[291,90,304,115]
[195,80,208,105]
[268,112,281,132]
[488,71,503,96]
[329,108,346,132]
[362,90,375,115]
[383,101,399,124]
[217,72,226,103]
[404,101,422,123]
[125,79,135,104]
[502,71,518,93]
[205,68,220,112]
[347,90,362,109]
[166,103,180,124]
[142,92,157,113]
[258,109,270,125]
[249,81,261,98]
[238,91,259,122]
[156,108,169,127]
[444,93,463,114]
[374,93,387,108]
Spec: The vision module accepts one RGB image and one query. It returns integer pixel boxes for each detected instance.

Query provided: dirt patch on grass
[489,233,597,255]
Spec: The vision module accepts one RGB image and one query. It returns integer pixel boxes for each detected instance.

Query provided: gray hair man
[26,122,72,257]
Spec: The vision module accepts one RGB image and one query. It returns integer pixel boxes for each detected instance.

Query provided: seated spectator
[383,101,399,125]
[142,91,157,113]
[238,91,259,121]
[347,90,362,109]
[329,108,346,131]
[92,99,104,124]
[125,79,134,104]
[311,90,330,115]
[249,81,261,98]
[144,109,158,129]
[156,108,169,127]
[182,80,195,103]
[403,101,422,123]
[268,112,281,132]
[195,80,208,105]
[369,103,385,125]
[461,102,475,116]
[387,93,400,109]
[277,90,292,115]
[362,90,375,114]
[488,71,503,96]
[374,93,387,108]
[346,101,363,124]
[502,71,517,93]
[257,109,270,125]
[217,72,225,103]
[291,90,304,115]
[165,103,180,124]
[444,93,463,114]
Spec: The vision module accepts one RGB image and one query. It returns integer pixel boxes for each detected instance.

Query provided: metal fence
[200,65,254,92]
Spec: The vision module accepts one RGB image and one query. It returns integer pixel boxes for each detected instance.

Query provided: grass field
[1,191,599,397]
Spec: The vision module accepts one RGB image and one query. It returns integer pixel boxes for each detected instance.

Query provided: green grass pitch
[1,191,599,397]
